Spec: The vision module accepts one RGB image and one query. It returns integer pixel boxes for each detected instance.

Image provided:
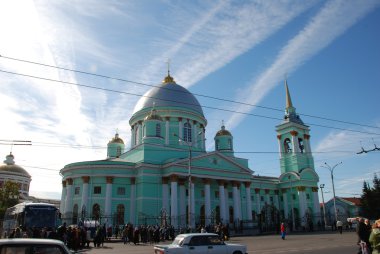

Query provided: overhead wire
[1,54,379,131]
[0,68,379,137]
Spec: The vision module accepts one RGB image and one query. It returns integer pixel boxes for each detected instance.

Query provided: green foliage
[0,181,20,218]
[360,173,380,219]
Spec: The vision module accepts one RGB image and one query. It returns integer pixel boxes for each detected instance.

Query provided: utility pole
[321,162,342,223]
[320,184,327,230]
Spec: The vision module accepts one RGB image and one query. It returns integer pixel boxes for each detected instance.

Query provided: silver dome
[133,82,204,116]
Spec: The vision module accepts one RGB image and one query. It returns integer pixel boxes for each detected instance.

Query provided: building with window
[60,74,320,231]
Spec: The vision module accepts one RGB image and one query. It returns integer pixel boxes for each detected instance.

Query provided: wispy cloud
[219,0,380,133]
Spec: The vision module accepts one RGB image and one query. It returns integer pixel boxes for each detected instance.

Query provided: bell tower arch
[276,80,314,174]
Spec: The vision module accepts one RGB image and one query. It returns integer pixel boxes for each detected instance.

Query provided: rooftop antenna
[166,58,171,76]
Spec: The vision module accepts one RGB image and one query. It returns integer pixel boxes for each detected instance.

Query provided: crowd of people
[356,217,380,254]
[3,222,231,251]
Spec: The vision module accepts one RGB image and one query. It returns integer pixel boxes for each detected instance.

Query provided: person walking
[280,223,286,240]
[369,219,380,254]
[337,220,343,234]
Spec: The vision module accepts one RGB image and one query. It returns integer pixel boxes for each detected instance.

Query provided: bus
[2,202,60,237]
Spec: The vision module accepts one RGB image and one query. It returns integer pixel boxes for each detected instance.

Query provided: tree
[0,181,20,219]
[360,173,380,219]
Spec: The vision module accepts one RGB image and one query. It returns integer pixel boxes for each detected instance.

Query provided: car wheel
[233,251,243,254]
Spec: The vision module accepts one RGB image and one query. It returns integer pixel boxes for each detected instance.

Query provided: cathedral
[60,73,320,231]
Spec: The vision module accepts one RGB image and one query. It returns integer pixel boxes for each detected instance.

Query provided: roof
[132,75,204,116]
[340,197,361,206]
[215,125,231,137]
[0,153,31,177]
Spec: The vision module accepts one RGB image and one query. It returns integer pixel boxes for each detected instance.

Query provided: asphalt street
[76,230,359,254]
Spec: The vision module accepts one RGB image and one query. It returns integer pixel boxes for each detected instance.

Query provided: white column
[218,182,226,223]
[191,182,195,229]
[165,119,170,145]
[291,131,299,154]
[130,178,136,224]
[64,178,73,217]
[80,176,89,213]
[179,182,186,227]
[232,183,239,221]
[224,185,230,223]
[265,190,270,205]
[245,183,252,220]
[282,190,289,219]
[105,177,113,222]
[304,135,311,154]
[298,187,306,226]
[138,122,142,145]
[60,181,67,214]
[162,178,169,212]
[170,177,178,228]
[312,188,321,219]
[131,126,135,147]
[204,180,211,226]
[277,135,283,158]
[274,190,280,210]
[255,189,261,214]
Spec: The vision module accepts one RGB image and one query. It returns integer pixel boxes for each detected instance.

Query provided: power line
[1,54,379,131]
[1,68,380,137]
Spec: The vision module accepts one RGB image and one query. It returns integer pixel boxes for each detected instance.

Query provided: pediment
[164,151,253,175]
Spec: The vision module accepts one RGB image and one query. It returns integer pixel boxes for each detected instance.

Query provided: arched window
[156,123,161,137]
[298,138,304,153]
[116,147,121,157]
[117,204,125,226]
[284,138,292,153]
[216,140,220,150]
[228,139,232,149]
[183,122,192,142]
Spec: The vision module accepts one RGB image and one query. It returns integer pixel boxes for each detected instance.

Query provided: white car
[0,238,72,254]
[154,233,247,254]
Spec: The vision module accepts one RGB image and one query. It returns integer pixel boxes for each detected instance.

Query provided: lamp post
[321,162,342,223]
[319,184,327,230]
[288,175,296,231]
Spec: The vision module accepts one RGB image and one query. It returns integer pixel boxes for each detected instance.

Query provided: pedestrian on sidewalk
[337,220,343,234]
[280,223,286,240]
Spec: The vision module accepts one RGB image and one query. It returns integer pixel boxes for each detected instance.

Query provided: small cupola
[142,105,164,145]
[107,132,125,158]
[214,122,234,157]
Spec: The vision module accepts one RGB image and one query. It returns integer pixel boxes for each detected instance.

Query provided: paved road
[77,231,359,254]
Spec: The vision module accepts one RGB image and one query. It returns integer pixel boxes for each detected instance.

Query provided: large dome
[0,153,31,178]
[133,75,204,117]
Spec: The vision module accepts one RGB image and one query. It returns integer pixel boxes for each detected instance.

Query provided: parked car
[0,238,72,254]
[154,233,247,254]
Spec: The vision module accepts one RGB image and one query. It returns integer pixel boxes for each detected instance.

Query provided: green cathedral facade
[60,74,320,230]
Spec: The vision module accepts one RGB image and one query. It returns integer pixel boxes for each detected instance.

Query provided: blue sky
[0,0,379,202]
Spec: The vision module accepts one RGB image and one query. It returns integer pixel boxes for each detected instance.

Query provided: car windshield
[171,236,186,246]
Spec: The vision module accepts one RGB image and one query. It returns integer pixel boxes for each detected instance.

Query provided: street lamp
[319,184,327,230]
[321,162,342,223]
[288,175,296,231]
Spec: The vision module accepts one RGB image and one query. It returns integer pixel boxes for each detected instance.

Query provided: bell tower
[276,80,314,174]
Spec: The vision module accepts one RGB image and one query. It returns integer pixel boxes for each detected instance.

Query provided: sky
[0,0,379,204]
